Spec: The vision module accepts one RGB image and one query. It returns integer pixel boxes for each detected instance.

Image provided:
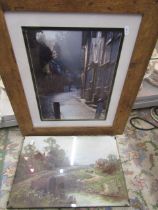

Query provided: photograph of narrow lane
[23,27,124,120]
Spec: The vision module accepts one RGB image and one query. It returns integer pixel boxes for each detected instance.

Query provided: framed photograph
[0,1,157,135]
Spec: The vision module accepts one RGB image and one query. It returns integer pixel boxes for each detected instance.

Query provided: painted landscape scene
[23,27,124,121]
[8,136,129,208]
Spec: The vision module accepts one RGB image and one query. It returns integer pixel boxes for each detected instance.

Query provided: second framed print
[0,1,158,135]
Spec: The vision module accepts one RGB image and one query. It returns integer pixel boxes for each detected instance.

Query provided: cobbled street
[51,88,96,120]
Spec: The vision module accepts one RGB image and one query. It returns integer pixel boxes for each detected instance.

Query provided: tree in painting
[44,137,70,169]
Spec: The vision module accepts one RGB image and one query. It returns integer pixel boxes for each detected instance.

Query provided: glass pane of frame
[0,77,17,128]
[22,27,124,121]
[134,40,158,109]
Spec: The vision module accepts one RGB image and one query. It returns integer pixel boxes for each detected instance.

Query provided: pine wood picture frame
[0,0,157,136]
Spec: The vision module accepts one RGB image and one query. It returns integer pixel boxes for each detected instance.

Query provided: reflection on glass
[137,40,158,98]
[70,136,77,166]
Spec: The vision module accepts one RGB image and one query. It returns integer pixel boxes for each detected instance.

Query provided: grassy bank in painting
[8,166,128,207]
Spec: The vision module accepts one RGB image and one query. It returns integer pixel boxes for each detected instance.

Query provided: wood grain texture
[30,126,115,136]
[0,0,156,13]
[0,6,33,136]
[0,0,157,135]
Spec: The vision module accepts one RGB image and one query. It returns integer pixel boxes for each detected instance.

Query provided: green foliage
[69,167,126,197]
[70,168,93,180]
[10,185,57,207]
[44,137,70,169]
[23,142,37,157]
[17,137,70,182]
[44,137,57,152]
[95,156,120,174]
[10,163,127,207]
